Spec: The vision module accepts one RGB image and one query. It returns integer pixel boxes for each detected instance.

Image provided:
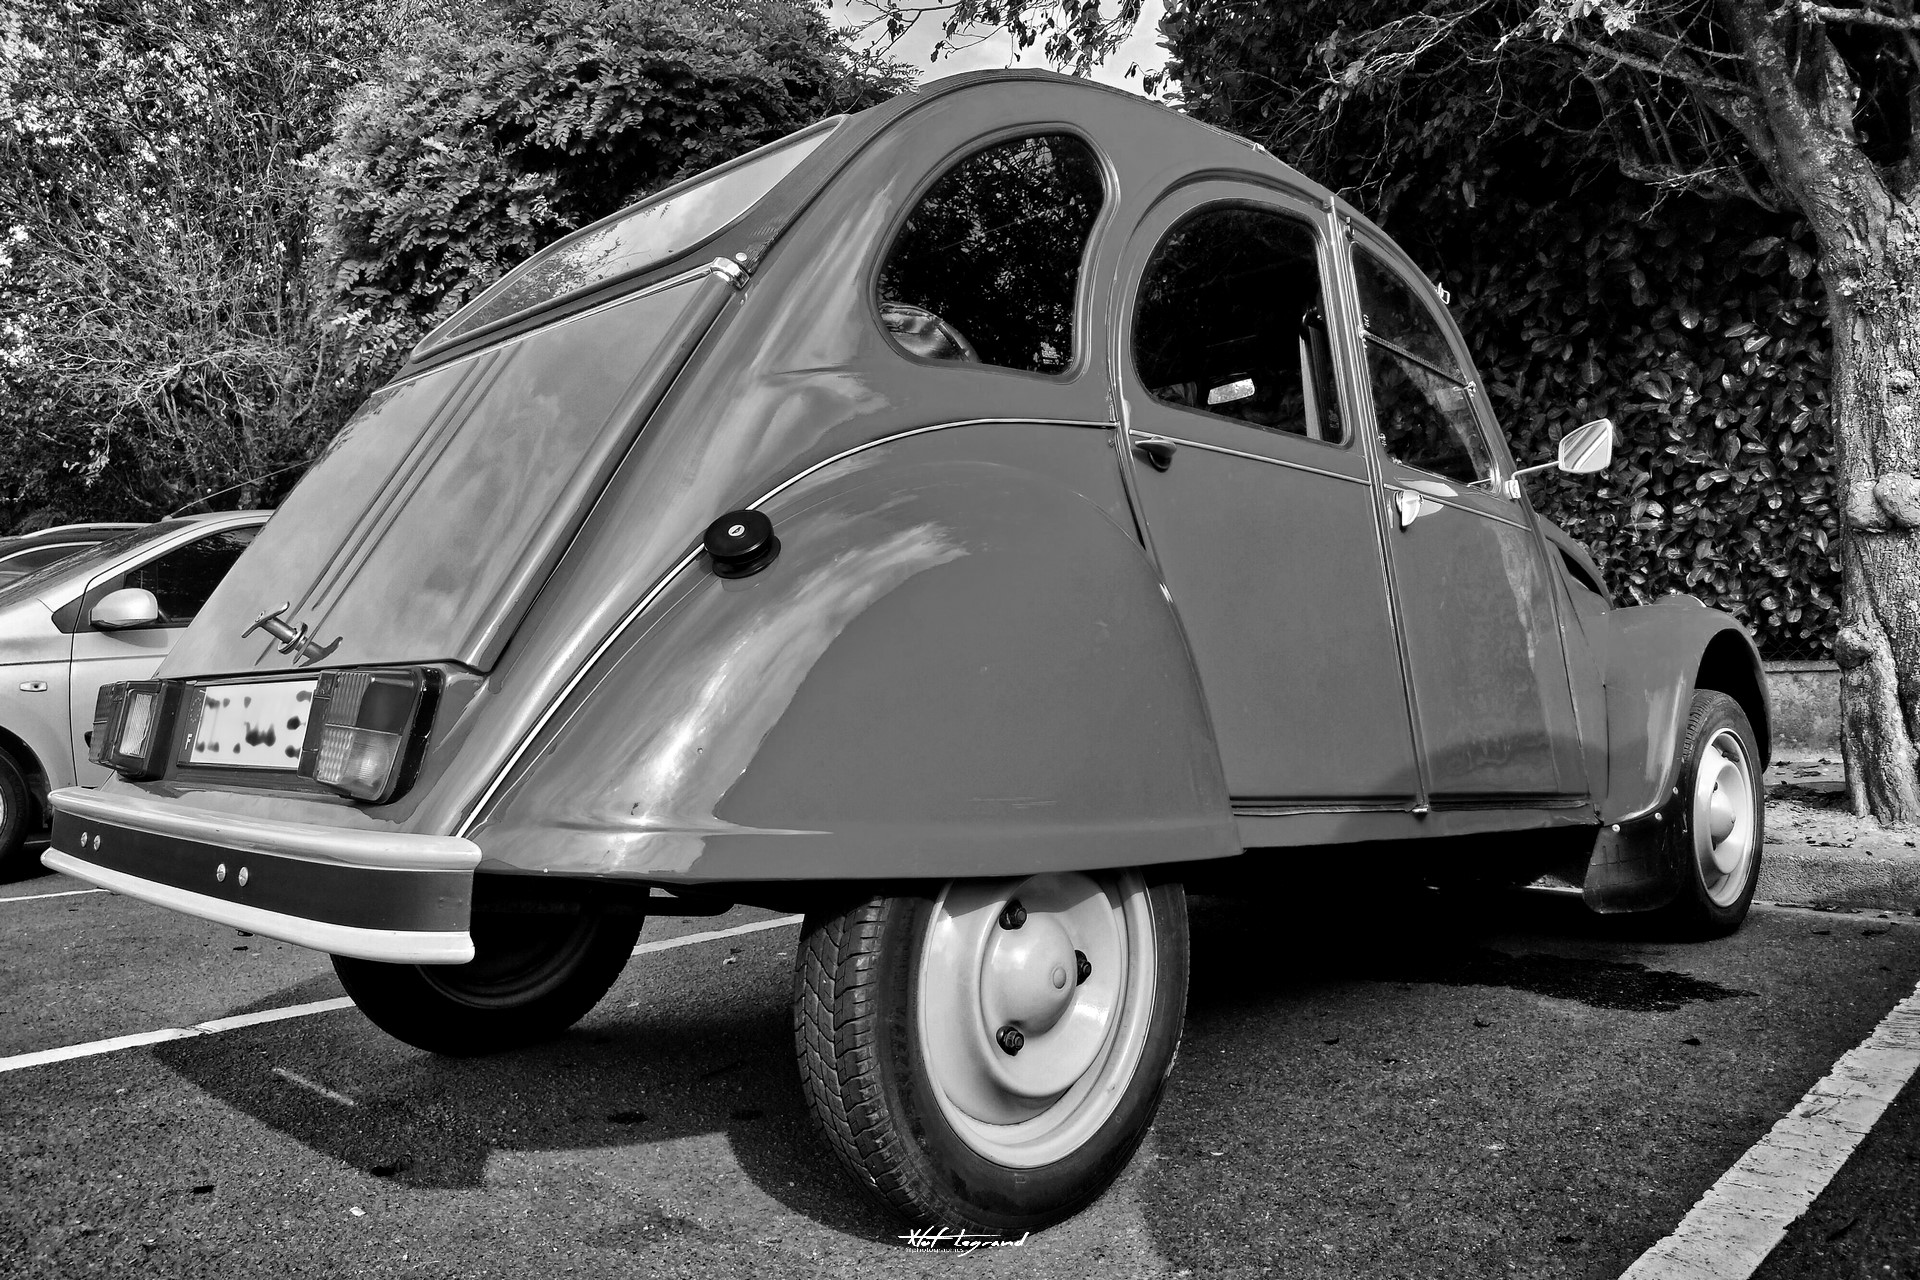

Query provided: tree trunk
[1821,218,1920,823]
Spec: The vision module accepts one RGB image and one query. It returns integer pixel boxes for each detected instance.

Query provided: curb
[1757,839,1920,914]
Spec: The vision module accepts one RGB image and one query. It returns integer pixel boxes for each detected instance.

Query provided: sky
[826,0,1172,96]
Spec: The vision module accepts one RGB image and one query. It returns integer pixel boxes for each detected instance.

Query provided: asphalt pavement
[3,866,1918,1279]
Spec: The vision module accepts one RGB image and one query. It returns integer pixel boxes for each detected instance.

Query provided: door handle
[1391,487,1439,530]
[1132,437,1176,472]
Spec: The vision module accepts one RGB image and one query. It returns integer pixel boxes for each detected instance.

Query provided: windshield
[421,122,836,352]
[0,520,187,608]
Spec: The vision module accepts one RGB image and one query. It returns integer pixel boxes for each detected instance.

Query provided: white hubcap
[1692,730,1756,905]
[917,872,1157,1168]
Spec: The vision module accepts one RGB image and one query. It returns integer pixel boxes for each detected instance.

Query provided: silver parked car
[0,511,266,875]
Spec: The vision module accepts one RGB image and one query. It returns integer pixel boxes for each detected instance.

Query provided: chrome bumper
[46,787,480,964]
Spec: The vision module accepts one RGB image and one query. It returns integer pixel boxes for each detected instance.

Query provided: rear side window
[877,133,1104,374]
[1133,205,1345,444]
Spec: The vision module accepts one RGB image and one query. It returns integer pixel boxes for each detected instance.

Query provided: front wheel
[334,898,643,1056]
[1662,690,1764,937]
[793,871,1188,1233]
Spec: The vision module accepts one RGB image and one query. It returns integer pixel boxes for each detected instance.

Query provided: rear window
[423,122,837,351]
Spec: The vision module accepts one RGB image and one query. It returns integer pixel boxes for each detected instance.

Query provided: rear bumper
[45,787,479,964]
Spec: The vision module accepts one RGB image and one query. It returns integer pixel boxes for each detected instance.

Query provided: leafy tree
[318,0,910,373]
[0,0,423,526]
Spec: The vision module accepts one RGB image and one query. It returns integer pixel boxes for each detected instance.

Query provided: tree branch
[1805,3,1920,31]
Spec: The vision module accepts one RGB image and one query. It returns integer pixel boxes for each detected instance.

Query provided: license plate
[185,679,317,770]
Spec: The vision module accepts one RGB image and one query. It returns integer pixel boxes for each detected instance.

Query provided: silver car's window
[95,527,259,627]
[1133,205,1346,445]
[424,123,834,350]
[0,521,188,608]
[1354,247,1495,485]
[876,133,1104,374]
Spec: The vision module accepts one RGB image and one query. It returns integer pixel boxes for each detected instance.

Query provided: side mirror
[1556,417,1614,476]
[1503,416,1616,497]
[90,587,161,631]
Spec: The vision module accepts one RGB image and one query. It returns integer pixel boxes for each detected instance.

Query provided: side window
[876,134,1104,374]
[1354,248,1494,485]
[1133,206,1344,444]
[114,528,258,627]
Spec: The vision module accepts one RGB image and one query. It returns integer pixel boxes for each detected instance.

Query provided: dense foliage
[319,0,908,374]
[1160,0,1839,660]
[0,0,414,528]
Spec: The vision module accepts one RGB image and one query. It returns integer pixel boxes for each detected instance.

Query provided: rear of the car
[43,120,843,964]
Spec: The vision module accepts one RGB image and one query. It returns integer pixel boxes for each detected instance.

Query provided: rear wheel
[0,752,37,881]
[793,871,1188,1233]
[1662,690,1764,937]
[334,897,643,1056]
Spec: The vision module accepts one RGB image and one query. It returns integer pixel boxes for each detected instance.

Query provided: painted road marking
[273,1066,356,1106]
[0,887,106,904]
[631,913,802,956]
[0,917,804,1074]
[1620,978,1920,1279]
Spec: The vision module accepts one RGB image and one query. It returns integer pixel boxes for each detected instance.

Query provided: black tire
[1661,690,1764,938]
[793,872,1188,1233]
[0,752,38,881]
[333,900,643,1056]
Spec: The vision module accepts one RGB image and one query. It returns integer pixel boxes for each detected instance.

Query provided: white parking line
[632,914,802,956]
[1620,978,1920,1279]
[0,887,106,904]
[0,916,804,1075]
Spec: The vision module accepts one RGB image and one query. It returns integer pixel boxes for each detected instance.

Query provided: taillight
[298,668,435,803]
[92,680,182,779]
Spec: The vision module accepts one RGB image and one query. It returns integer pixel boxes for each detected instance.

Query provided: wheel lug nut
[998,901,1026,930]
[1075,950,1091,985]
[996,1025,1025,1055]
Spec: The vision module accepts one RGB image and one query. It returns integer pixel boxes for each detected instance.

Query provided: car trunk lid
[160,265,739,678]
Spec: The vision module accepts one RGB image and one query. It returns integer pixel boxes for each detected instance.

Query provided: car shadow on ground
[149,957,899,1239]
[146,884,1752,1254]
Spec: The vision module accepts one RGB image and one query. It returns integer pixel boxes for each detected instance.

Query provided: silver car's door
[1346,234,1586,802]
[1117,183,1420,805]
[67,524,259,783]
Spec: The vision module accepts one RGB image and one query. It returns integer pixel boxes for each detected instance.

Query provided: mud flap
[1581,798,1684,914]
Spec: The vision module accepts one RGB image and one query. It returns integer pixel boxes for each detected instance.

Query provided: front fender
[1592,595,1769,824]
[467,444,1238,883]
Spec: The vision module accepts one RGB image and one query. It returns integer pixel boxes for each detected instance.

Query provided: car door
[67,523,260,784]
[1118,184,1420,805]
[1347,235,1586,802]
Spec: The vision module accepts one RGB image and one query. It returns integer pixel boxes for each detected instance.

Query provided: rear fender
[467,443,1239,883]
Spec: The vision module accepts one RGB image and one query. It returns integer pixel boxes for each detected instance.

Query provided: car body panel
[1112,178,1421,805]
[470,432,1238,881]
[162,269,740,677]
[1379,479,1585,799]
[1588,595,1770,824]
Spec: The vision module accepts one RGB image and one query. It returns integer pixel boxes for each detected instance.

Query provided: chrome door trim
[1127,430,1371,487]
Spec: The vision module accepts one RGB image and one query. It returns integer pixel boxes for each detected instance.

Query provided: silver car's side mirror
[90,587,161,630]
[1504,417,1615,497]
